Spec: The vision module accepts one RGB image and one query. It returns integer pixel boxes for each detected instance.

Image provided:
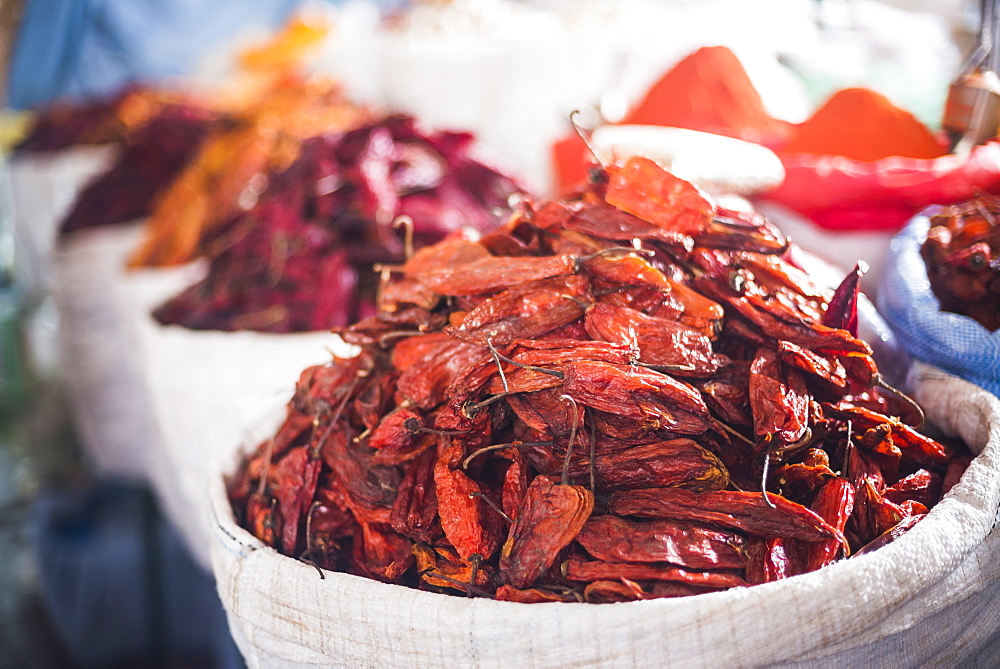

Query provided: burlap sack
[210,362,1000,667]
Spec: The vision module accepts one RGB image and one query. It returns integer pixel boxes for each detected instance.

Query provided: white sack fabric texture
[135,319,340,571]
[210,365,1000,668]
[51,223,197,481]
[4,146,116,299]
[878,209,1000,398]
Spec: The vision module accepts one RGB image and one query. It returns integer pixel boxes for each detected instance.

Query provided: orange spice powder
[781,87,947,162]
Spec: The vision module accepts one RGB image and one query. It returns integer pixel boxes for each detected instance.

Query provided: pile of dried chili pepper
[152,114,524,332]
[60,101,219,234]
[921,196,1000,331]
[228,155,970,602]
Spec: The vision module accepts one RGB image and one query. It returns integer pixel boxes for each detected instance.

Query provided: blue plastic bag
[877,207,1000,398]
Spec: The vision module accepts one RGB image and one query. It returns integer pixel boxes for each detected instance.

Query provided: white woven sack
[51,223,200,481]
[5,146,116,299]
[209,362,1000,668]
[134,316,342,571]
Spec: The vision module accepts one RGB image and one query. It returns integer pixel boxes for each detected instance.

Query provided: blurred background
[0,0,986,666]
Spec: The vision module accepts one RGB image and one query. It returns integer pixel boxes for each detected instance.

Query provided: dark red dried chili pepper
[749,347,810,450]
[584,302,721,376]
[389,448,440,543]
[805,477,855,571]
[562,360,711,435]
[563,439,728,493]
[447,275,592,346]
[562,558,747,589]
[609,487,845,545]
[499,476,594,589]
[576,515,745,570]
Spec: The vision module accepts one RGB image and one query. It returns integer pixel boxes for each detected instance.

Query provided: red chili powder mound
[552,45,792,193]
[781,87,947,161]
[622,45,792,146]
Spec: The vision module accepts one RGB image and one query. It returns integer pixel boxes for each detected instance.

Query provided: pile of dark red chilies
[228,156,969,603]
[153,115,523,332]
[921,196,1000,331]
[60,103,218,234]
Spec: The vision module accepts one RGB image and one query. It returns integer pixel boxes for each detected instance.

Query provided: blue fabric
[6,0,305,109]
[877,208,1000,398]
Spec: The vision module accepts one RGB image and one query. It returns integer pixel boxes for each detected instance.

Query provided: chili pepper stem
[712,419,755,447]
[304,500,322,552]
[463,392,509,417]
[469,492,512,524]
[875,373,926,429]
[311,376,359,458]
[468,553,483,598]
[461,441,554,470]
[418,425,472,436]
[488,347,564,379]
[560,394,581,486]
[297,556,325,579]
[377,330,429,345]
[569,109,605,169]
[392,215,415,260]
[486,336,510,394]
[255,437,276,497]
[424,572,493,598]
[761,452,776,509]
[586,408,597,494]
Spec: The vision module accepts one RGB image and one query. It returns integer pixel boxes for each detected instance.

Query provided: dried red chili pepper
[583,579,648,603]
[576,515,745,570]
[565,200,693,248]
[562,360,711,435]
[389,448,440,543]
[822,263,865,336]
[584,302,722,376]
[499,476,594,589]
[778,340,848,389]
[749,347,810,451]
[854,513,925,556]
[828,404,950,468]
[434,444,504,560]
[447,275,592,345]
[413,254,577,296]
[563,558,747,589]
[609,488,844,545]
[563,439,728,493]
[273,445,323,555]
[850,477,904,545]
[604,156,714,238]
[351,521,414,583]
[494,585,576,603]
[805,477,856,571]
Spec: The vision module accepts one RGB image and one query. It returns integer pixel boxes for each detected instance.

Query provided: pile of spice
[553,46,792,191]
[780,88,946,162]
[14,84,186,153]
[228,156,967,602]
[127,77,370,268]
[921,196,1000,331]
[152,115,525,332]
[60,101,219,234]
